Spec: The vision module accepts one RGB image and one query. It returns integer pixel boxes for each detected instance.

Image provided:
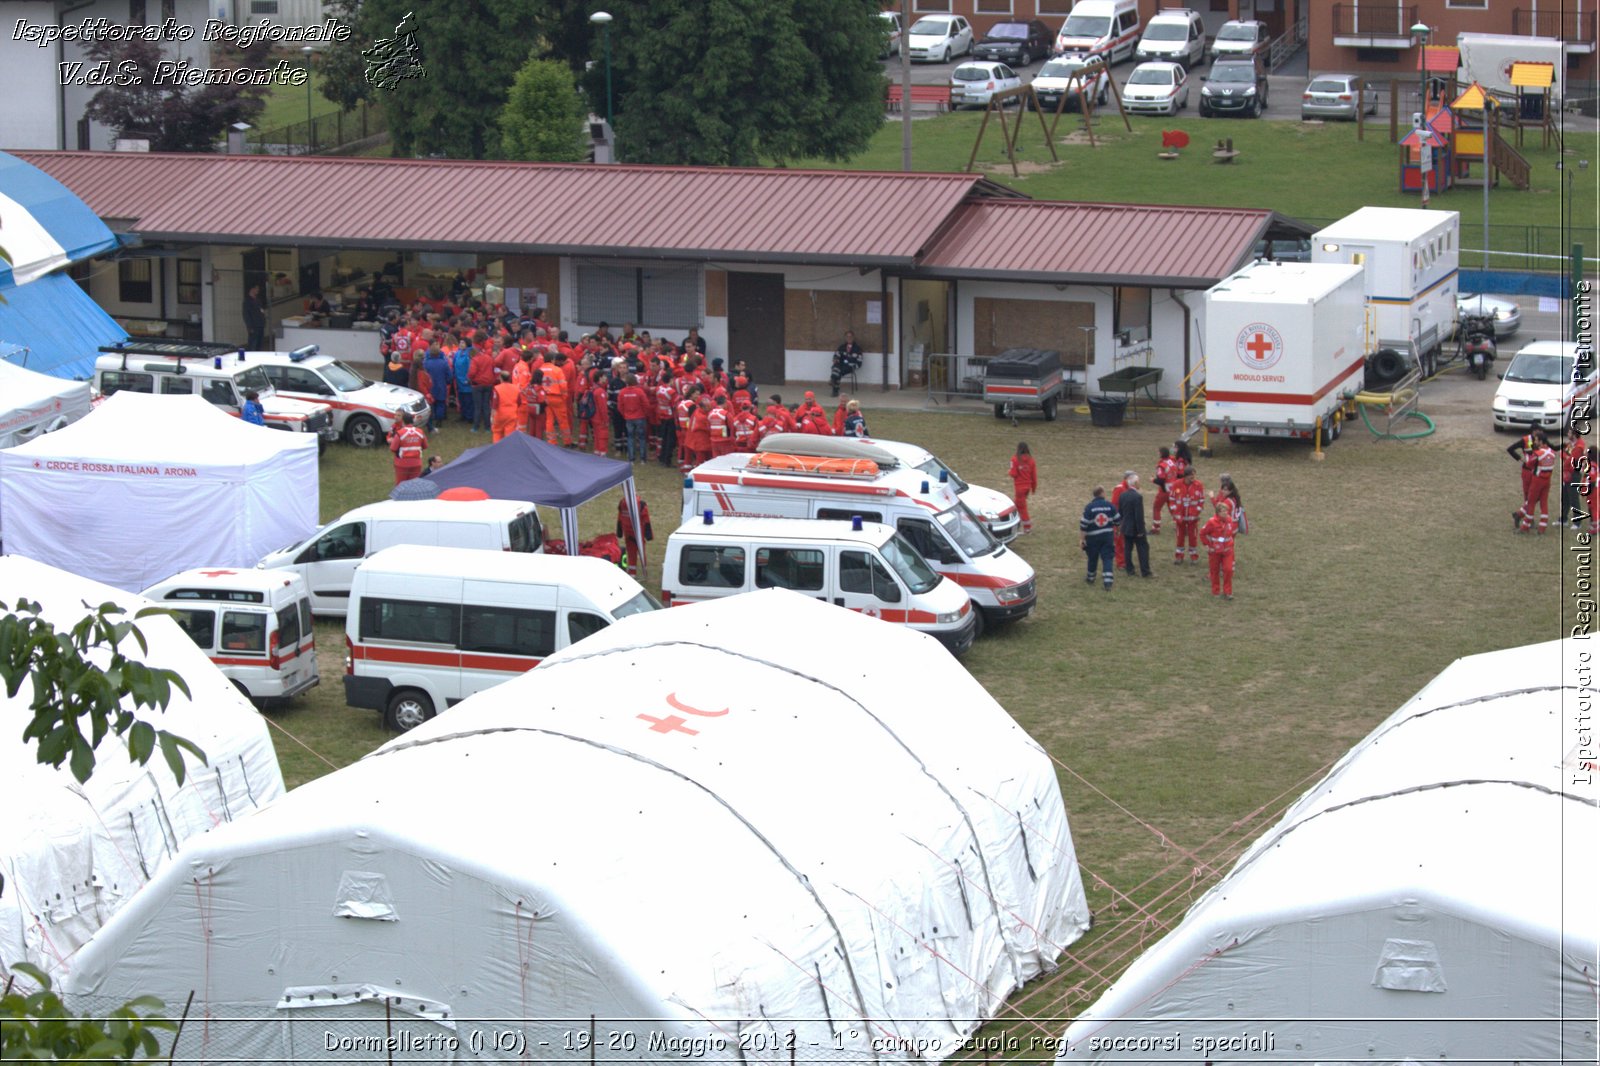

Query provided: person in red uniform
[1508,430,1546,502]
[616,373,651,462]
[1517,436,1558,533]
[616,494,653,577]
[1110,471,1134,570]
[708,392,736,458]
[1169,466,1205,564]
[796,390,827,426]
[653,372,678,465]
[834,396,850,435]
[685,394,714,468]
[388,412,427,484]
[765,396,796,434]
[1201,499,1238,599]
[675,385,701,470]
[583,369,611,456]
[491,371,520,442]
[1151,446,1177,535]
[521,369,547,440]
[730,399,760,452]
[1008,442,1038,535]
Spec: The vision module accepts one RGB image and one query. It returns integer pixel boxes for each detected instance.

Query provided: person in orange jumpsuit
[675,385,701,470]
[388,412,427,483]
[796,390,827,426]
[491,371,521,442]
[542,357,572,446]
[1517,436,1558,533]
[616,495,653,577]
[1151,446,1177,534]
[1169,466,1206,564]
[1201,499,1238,599]
[833,396,850,435]
[1008,442,1037,535]
[685,395,714,468]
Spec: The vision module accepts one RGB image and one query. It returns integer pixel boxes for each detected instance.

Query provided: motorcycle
[1457,312,1498,381]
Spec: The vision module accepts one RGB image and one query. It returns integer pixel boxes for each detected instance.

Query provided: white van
[663,516,978,654]
[1135,8,1205,68]
[259,498,544,617]
[344,545,660,730]
[757,433,1022,542]
[141,568,318,702]
[1054,0,1141,64]
[684,451,1036,632]
[1492,341,1595,432]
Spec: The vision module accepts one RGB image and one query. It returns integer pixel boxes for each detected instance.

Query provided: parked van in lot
[1054,0,1141,64]
[142,568,318,702]
[663,516,978,654]
[684,450,1036,631]
[344,546,660,730]
[1491,341,1594,432]
[259,498,543,616]
[757,433,1022,542]
[1136,8,1205,69]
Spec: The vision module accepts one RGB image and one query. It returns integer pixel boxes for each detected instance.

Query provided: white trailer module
[1313,206,1459,377]
[1203,261,1367,444]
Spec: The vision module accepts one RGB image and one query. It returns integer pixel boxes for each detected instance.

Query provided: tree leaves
[0,600,204,786]
[1,964,175,1063]
[499,58,587,162]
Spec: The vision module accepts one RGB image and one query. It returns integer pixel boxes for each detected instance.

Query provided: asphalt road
[883,48,1388,124]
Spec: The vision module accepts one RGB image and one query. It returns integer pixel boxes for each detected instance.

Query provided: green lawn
[269,385,1567,1025]
[806,110,1596,244]
[253,70,346,133]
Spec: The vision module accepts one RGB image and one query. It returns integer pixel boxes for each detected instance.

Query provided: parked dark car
[973,19,1055,66]
[1200,56,1268,117]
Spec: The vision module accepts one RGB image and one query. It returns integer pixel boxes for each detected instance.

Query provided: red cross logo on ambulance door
[1236,322,1284,371]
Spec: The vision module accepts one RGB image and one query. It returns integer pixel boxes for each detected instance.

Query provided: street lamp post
[302,45,314,154]
[589,11,614,137]
[1411,22,1430,208]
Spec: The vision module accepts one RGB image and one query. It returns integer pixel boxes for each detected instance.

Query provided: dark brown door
[727,272,786,386]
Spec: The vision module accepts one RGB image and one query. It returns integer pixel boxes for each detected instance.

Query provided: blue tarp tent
[0,150,120,287]
[421,433,646,569]
[0,273,127,380]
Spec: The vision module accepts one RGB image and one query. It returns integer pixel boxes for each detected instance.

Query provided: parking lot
[882,46,1386,124]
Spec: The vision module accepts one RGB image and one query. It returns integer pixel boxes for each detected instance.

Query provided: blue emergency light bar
[289,345,320,362]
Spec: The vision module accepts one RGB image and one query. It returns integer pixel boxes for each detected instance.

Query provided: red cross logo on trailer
[1236,322,1284,371]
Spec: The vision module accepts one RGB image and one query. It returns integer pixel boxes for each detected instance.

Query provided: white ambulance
[343,546,660,730]
[662,515,978,655]
[253,345,431,448]
[758,433,1023,542]
[260,498,544,616]
[683,450,1036,632]
[141,568,319,702]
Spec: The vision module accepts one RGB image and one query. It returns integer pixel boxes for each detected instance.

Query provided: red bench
[885,84,951,112]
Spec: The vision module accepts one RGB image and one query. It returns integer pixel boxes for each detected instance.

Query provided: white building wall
[780,266,895,388]
[0,1,63,149]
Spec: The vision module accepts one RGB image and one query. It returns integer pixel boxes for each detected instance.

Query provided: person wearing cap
[1079,485,1119,591]
[831,330,864,397]
[797,390,827,426]
[730,398,760,452]
[842,400,869,439]
[1201,499,1238,599]
[1170,465,1206,565]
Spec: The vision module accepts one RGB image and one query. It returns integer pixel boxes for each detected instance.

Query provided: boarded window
[971,296,1094,364]
[784,289,891,352]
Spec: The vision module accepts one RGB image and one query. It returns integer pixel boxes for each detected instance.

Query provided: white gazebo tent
[1059,639,1598,1063]
[0,391,318,591]
[65,591,1091,1062]
[0,353,91,448]
[0,555,285,988]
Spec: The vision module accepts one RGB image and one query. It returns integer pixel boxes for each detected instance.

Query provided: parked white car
[878,11,902,58]
[950,61,1022,108]
[907,14,973,63]
[1032,54,1111,111]
[1123,61,1189,115]
[254,346,431,447]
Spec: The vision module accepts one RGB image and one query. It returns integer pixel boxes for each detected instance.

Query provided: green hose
[1357,400,1436,439]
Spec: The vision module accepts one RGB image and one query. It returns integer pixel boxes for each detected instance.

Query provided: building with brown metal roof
[14,150,1307,399]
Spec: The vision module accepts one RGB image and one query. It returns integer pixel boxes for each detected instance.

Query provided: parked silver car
[1458,293,1522,338]
[1301,74,1380,120]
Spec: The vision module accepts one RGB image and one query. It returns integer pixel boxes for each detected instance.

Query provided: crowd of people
[1508,429,1598,533]
[378,304,873,480]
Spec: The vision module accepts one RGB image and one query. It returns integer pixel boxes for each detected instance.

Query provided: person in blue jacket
[422,345,450,432]
[1079,485,1120,591]
[452,343,474,425]
[240,389,266,427]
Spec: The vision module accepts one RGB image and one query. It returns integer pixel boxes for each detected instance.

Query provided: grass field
[263,374,1568,1028]
[253,69,345,133]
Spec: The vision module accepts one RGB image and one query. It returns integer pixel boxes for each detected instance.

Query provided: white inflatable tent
[0,355,91,448]
[1060,639,1598,1064]
[0,391,318,591]
[66,591,1091,1063]
[0,555,285,987]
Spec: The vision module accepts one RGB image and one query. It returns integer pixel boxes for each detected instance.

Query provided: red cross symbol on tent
[198,569,238,577]
[637,692,729,737]
[1245,332,1275,364]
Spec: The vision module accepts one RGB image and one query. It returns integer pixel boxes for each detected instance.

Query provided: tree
[317,0,374,112]
[355,0,546,159]
[499,58,587,162]
[597,0,887,166]
[81,38,274,153]
[1,966,173,1064]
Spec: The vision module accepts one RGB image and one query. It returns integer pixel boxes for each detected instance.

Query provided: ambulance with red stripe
[141,568,318,703]
[1202,261,1368,446]
[662,515,978,655]
[344,546,660,731]
[683,450,1036,632]
[254,345,431,448]
[1053,0,1142,64]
